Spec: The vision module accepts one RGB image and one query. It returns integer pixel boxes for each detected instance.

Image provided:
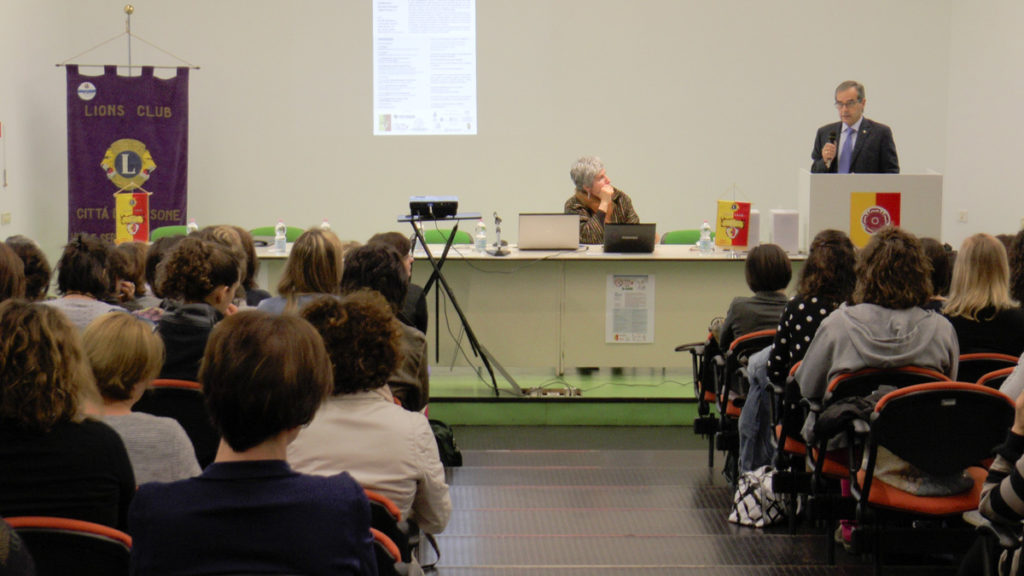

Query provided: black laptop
[603,223,657,253]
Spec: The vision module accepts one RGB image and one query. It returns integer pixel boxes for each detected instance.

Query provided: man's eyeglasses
[834,99,862,109]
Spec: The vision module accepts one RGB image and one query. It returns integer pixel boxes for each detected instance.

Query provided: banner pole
[125,5,134,74]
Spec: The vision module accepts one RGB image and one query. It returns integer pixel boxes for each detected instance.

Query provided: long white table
[408,244,803,373]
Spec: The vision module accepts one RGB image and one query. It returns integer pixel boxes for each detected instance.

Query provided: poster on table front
[66,65,188,243]
[606,274,655,344]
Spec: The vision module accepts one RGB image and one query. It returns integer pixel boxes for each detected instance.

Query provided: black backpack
[429,419,463,467]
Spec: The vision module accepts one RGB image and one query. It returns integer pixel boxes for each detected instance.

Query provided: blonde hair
[944,234,1014,321]
[277,229,345,312]
[83,312,165,402]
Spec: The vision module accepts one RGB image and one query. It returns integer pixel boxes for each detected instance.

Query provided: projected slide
[373,0,477,135]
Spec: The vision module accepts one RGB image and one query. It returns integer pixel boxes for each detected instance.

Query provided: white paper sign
[606,274,655,343]
[373,0,478,135]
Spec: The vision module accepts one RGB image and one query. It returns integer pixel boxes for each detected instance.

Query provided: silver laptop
[518,213,580,250]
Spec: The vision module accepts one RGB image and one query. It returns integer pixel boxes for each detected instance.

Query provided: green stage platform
[427,366,702,426]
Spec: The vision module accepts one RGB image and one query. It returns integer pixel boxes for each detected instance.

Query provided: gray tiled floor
[429,426,961,575]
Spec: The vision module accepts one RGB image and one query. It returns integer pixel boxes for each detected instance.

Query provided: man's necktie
[838,126,854,174]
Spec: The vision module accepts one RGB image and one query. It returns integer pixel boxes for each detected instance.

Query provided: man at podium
[810,80,900,174]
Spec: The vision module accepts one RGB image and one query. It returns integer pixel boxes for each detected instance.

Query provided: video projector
[409,196,459,220]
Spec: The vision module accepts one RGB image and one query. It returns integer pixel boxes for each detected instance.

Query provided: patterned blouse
[563,188,639,244]
[766,295,838,386]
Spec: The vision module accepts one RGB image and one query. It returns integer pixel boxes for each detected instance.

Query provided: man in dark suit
[811,81,899,174]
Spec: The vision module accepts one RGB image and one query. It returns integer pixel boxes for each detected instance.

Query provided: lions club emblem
[100,139,157,191]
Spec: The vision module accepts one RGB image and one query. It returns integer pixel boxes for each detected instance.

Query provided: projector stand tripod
[400,214,521,397]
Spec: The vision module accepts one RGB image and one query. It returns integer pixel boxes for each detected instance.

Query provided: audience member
[289,292,451,541]
[84,313,201,484]
[1009,228,1024,305]
[796,227,961,494]
[128,311,377,576]
[228,225,272,307]
[155,237,240,381]
[943,234,1024,356]
[106,241,148,311]
[717,243,792,351]
[920,237,953,310]
[0,243,25,303]
[258,228,344,315]
[739,230,855,472]
[341,243,430,411]
[0,516,35,576]
[4,235,49,301]
[42,234,126,330]
[0,300,135,529]
[196,225,260,308]
[369,231,428,334]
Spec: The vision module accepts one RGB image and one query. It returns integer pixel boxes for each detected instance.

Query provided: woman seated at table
[0,300,135,530]
[563,156,639,244]
[128,311,377,576]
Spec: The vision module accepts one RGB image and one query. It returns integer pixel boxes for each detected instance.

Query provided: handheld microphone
[825,131,837,169]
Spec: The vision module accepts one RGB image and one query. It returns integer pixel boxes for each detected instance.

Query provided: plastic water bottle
[274,219,288,253]
[186,218,199,234]
[474,219,487,253]
[698,221,713,254]
[320,218,331,231]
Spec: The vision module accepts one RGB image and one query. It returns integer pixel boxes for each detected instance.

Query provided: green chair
[661,229,715,244]
[249,225,305,243]
[423,229,472,244]
[150,225,190,241]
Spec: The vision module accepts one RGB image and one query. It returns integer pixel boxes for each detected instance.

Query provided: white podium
[797,170,943,250]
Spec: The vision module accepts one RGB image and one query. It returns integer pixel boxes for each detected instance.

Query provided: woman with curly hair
[797,227,958,438]
[0,300,135,529]
[738,230,856,472]
[0,242,25,303]
[795,227,960,496]
[340,242,430,411]
[4,235,48,301]
[258,228,345,315]
[155,237,240,382]
[42,234,126,330]
[942,234,1024,355]
[288,291,451,546]
[84,312,200,484]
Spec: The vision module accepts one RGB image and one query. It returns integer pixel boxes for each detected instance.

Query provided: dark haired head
[56,234,117,299]
[340,243,409,311]
[853,226,932,309]
[920,237,952,297]
[745,244,792,293]
[368,231,412,256]
[145,235,184,298]
[199,311,332,452]
[158,237,240,303]
[0,243,26,303]
[5,236,50,301]
[798,230,856,305]
[301,291,403,395]
[229,225,262,292]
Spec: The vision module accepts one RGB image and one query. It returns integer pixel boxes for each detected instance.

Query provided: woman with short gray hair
[564,155,639,244]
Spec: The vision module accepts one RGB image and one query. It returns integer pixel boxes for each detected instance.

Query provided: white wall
[2,0,1012,262]
[943,0,1024,248]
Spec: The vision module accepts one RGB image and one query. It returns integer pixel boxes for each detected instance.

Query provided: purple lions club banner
[66,65,188,242]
